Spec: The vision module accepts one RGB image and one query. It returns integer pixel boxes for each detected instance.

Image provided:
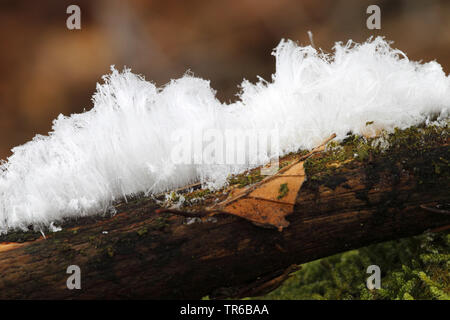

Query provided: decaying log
[0,132,448,299]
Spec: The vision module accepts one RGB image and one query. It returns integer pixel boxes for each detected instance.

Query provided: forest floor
[256,231,449,300]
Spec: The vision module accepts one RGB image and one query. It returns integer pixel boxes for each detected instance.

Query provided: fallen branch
[0,131,448,299]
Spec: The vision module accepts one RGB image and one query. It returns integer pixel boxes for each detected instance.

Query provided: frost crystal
[1,37,449,233]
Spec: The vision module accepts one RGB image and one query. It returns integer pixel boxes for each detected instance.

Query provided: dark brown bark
[0,143,448,300]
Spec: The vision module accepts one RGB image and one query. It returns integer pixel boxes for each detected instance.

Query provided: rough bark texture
[0,138,448,300]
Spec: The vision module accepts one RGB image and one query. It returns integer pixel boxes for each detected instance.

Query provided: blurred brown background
[1,0,449,160]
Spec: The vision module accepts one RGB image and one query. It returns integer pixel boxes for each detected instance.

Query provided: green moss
[277,183,289,200]
[228,172,264,188]
[151,216,169,231]
[305,123,449,190]
[0,230,41,243]
[184,189,211,201]
[256,232,450,300]
[106,246,115,258]
[168,191,180,202]
[304,134,361,180]
[88,235,103,248]
[137,227,148,237]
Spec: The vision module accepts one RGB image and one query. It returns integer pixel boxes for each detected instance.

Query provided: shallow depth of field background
[1,0,449,160]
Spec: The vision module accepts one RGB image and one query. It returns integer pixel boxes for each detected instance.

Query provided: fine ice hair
[1,37,449,233]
